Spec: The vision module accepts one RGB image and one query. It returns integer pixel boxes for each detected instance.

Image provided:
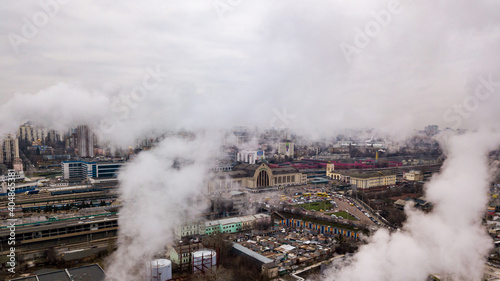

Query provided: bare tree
[45,247,59,265]
[191,267,234,281]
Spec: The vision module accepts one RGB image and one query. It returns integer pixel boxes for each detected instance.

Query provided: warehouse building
[232,243,279,279]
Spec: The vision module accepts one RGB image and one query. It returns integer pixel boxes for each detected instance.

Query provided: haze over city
[1,1,500,281]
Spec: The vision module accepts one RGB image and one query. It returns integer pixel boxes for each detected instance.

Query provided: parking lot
[253,184,381,228]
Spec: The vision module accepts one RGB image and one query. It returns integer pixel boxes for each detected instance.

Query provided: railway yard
[0,181,120,278]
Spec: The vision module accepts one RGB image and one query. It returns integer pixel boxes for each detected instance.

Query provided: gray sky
[1,0,500,139]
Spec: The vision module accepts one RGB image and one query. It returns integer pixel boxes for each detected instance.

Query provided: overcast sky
[1,0,500,139]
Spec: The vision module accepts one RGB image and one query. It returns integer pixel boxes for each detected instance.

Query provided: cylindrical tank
[192,249,217,273]
[149,259,172,281]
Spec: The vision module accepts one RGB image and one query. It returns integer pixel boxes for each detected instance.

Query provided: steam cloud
[105,136,216,280]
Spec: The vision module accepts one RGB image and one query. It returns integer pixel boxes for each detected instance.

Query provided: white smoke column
[322,130,500,281]
[105,135,215,281]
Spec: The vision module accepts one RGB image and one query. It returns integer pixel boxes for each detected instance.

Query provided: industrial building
[62,160,123,180]
[0,214,118,266]
[169,243,219,275]
[232,243,278,279]
[170,242,204,268]
[10,264,106,281]
[207,163,306,194]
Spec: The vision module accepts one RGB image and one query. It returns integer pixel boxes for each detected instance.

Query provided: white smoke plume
[104,135,216,280]
[321,130,500,281]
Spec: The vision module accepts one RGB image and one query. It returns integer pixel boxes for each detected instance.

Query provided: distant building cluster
[237,150,265,164]
[19,122,64,144]
[425,125,439,136]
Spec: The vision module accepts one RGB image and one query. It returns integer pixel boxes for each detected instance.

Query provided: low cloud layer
[1,0,500,137]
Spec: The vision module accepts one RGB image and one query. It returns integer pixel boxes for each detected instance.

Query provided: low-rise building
[174,221,205,239]
[220,217,242,234]
[404,170,424,181]
[330,170,396,189]
[174,214,272,240]
[232,243,278,279]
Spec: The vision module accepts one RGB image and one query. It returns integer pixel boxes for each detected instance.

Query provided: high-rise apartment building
[77,125,94,158]
[278,141,294,158]
[19,122,49,143]
[0,135,20,166]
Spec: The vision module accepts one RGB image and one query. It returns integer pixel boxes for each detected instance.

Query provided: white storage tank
[192,249,217,273]
[149,259,172,281]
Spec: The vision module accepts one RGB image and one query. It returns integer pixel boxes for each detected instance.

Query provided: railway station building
[207,163,306,194]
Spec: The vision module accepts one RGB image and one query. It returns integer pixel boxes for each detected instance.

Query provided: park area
[301,200,334,211]
[326,210,357,220]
